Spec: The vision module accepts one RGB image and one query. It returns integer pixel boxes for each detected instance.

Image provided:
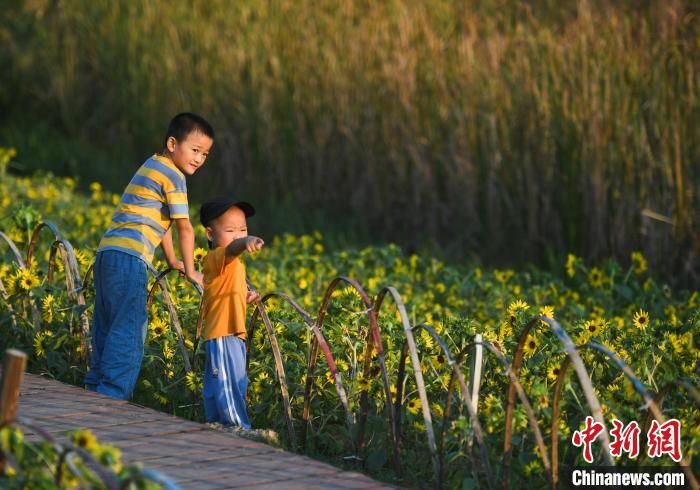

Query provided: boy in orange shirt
[198,197,264,428]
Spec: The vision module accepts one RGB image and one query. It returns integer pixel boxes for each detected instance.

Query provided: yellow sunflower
[193,247,207,264]
[185,372,202,393]
[631,251,647,275]
[406,397,422,415]
[508,299,530,315]
[523,335,539,357]
[432,353,447,369]
[547,365,562,382]
[41,294,55,323]
[72,429,98,452]
[154,392,169,405]
[566,254,578,278]
[149,318,167,337]
[632,309,650,330]
[33,332,48,357]
[388,385,398,403]
[588,267,604,288]
[17,269,40,290]
[583,318,606,338]
[494,269,514,284]
[539,305,555,319]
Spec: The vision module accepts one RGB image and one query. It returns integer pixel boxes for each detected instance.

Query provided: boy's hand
[246,291,261,304]
[186,270,204,288]
[246,236,265,253]
[168,260,185,275]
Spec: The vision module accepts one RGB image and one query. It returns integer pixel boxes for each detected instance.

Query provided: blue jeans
[203,335,251,428]
[84,250,148,400]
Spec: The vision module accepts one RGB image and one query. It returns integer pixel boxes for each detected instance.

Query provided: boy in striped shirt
[84,113,213,400]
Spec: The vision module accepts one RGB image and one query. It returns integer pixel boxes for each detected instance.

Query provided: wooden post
[467,334,483,452]
[469,334,483,416]
[0,349,27,425]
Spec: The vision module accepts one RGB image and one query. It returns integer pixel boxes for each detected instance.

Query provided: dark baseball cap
[199,197,256,227]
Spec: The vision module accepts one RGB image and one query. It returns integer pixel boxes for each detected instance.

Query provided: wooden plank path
[17,373,396,489]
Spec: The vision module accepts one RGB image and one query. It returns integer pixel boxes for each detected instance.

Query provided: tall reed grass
[2,0,698,277]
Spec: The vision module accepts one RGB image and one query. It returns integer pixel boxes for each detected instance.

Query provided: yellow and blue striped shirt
[98,154,189,264]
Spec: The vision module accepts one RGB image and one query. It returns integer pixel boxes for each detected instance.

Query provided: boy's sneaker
[206,422,280,446]
[232,427,280,446]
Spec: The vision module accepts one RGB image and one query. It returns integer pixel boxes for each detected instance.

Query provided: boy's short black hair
[163,113,215,148]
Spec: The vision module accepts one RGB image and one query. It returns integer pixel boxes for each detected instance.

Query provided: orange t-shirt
[201,247,247,341]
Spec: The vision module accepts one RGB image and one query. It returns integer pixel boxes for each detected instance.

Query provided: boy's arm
[225,236,264,261]
[160,227,185,272]
[174,217,203,287]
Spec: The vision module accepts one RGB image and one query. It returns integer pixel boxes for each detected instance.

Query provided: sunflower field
[0,148,698,488]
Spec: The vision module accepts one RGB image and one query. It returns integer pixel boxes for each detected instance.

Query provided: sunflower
[193,247,207,264]
[17,269,40,290]
[154,392,169,406]
[508,299,530,315]
[432,353,447,369]
[72,429,98,452]
[33,332,48,357]
[149,318,167,337]
[185,372,202,393]
[73,248,91,266]
[96,444,122,472]
[41,294,55,323]
[406,397,422,415]
[588,267,604,288]
[539,305,555,319]
[663,305,679,328]
[631,251,648,275]
[386,384,397,402]
[566,254,577,278]
[523,335,539,357]
[494,269,514,284]
[547,365,562,382]
[162,343,175,360]
[583,318,606,338]
[632,309,650,330]
[420,329,435,350]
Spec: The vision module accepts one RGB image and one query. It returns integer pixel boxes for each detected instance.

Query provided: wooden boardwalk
[18,373,396,489]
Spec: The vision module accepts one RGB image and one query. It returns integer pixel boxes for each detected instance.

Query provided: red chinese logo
[572,416,605,463]
[573,417,683,463]
[609,419,641,459]
[647,419,682,462]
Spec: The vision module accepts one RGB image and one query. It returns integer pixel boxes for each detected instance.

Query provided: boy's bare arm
[160,227,184,272]
[225,236,264,259]
[174,217,203,287]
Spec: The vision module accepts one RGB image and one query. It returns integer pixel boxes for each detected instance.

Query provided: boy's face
[206,206,247,248]
[165,130,213,176]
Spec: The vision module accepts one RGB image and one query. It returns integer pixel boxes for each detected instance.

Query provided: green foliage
[0,159,698,487]
[0,426,162,489]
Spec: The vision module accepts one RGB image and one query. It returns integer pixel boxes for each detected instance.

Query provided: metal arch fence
[0,221,698,490]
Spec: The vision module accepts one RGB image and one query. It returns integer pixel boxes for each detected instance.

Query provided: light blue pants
[84,250,148,400]
[203,335,251,428]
